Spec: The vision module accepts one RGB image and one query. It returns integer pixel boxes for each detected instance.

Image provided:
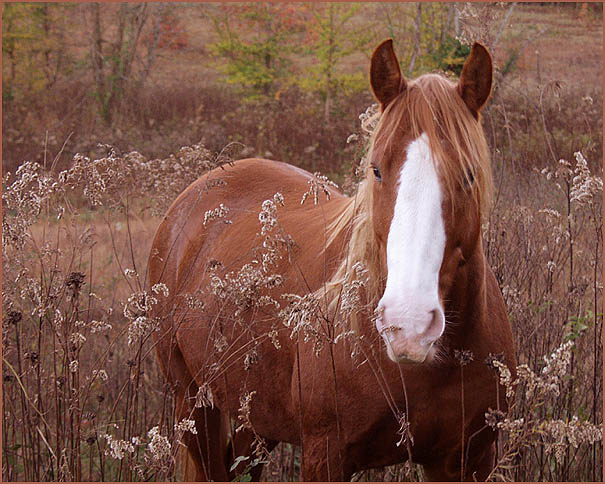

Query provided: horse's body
[149,40,516,481]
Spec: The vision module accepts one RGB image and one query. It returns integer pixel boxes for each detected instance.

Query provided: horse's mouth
[380,330,437,364]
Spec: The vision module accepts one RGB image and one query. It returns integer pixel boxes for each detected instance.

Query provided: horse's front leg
[301,432,354,482]
[422,440,495,482]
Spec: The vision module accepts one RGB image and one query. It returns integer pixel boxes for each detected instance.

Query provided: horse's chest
[339,364,497,466]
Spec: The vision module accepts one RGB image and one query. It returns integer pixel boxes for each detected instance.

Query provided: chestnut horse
[148,40,516,481]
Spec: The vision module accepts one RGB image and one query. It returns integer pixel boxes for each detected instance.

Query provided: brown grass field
[2,2,603,481]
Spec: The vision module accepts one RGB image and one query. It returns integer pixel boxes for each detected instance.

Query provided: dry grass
[3,92,602,480]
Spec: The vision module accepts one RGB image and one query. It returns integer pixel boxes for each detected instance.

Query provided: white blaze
[377,134,446,361]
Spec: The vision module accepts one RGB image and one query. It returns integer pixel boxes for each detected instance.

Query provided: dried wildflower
[455,2,511,46]
[538,208,561,219]
[535,340,574,397]
[124,268,137,278]
[213,332,228,353]
[206,259,223,271]
[203,203,231,226]
[359,103,380,136]
[151,283,169,297]
[236,390,256,433]
[195,382,214,408]
[2,161,56,249]
[124,291,157,319]
[454,349,474,366]
[92,369,109,382]
[258,194,283,235]
[485,408,506,429]
[395,412,414,447]
[89,320,112,333]
[70,332,86,348]
[243,347,259,370]
[339,262,368,317]
[570,151,602,205]
[127,315,159,347]
[485,352,505,371]
[497,417,525,434]
[185,292,205,310]
[103,433,136,460]
[492,360,514,399]
[210,257,282,318]
[280,293,325,356]
[147,426,172,463]
[6,310,22,325]
[301,172,339,205]
[542,416,602,464]
[268,328,281,349]
[174,418,197,435]
[65,271,85,293]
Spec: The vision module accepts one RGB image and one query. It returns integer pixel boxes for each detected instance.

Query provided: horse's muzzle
[375,308,444,363]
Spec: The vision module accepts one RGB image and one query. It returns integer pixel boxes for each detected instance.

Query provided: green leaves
[564,311,597,342]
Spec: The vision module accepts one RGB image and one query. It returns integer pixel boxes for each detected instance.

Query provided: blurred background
[2,2,602,176]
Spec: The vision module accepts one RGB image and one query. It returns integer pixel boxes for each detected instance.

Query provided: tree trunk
[324,4,335,123]
[408,3,422,75]
[493,2,516,51]
[89,3,108,121]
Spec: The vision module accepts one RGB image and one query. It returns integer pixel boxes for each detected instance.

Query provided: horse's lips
[379,330,434,364]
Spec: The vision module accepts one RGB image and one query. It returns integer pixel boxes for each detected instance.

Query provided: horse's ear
[370,39,406,109]
[457,43,493,117]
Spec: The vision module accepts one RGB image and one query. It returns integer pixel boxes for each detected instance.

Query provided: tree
[301,3,373,122]
[2,3,72,101]
[206,3,307,99]
[85,3,165,124]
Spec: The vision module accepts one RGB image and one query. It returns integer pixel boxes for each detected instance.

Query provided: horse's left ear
[457,43,493,118]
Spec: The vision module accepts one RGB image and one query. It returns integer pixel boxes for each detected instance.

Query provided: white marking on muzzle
[376,134,446,363]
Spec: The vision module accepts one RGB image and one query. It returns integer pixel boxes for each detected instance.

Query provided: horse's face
[369,40,492,363]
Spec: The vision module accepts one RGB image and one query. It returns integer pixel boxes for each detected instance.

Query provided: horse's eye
[372,166,382,182]
[463,169,475,189]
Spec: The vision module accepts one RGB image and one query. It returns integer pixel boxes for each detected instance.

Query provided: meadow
[2,3,602,481]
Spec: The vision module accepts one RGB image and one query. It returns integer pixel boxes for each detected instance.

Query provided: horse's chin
[385,341,437,365]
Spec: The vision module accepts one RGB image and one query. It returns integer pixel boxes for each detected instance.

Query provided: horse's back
[149,158,341,289]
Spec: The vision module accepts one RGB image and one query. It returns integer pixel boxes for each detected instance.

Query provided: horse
[148,39,516,481]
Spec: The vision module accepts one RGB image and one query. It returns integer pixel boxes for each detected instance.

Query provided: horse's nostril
[424,310,445,341]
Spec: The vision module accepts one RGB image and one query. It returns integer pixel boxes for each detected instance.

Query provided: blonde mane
[320,73,493,327]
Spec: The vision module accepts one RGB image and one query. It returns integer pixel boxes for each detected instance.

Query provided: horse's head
[369,40,493,364]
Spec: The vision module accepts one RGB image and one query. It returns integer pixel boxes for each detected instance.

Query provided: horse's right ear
[370,39,406,109]
[457,43,493,118]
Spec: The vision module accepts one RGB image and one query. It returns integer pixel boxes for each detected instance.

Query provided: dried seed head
[454,349,474,366]
[485,408,506,429]
[485,352,505,371]
[7,310,22,325]
[65,272,86,293]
